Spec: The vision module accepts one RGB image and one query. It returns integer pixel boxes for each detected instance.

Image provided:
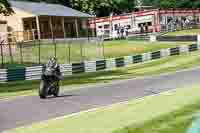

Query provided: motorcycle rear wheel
[39,80,48,99]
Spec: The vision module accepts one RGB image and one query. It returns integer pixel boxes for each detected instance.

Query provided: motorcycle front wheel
[53,84,60,97]
[39,80,48,99]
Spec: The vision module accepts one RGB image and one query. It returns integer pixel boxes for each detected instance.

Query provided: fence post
[68,42,71,63]
[0,42,4,67]
[8,43,13,63]
[53,38,57,58]
[19,42,23,64]
[102,37,105,59]
[87,20,90,41]
[80,43,84,62]
[38,40,41,64]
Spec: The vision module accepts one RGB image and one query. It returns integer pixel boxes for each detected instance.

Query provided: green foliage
[70,0,135,16]
[143,0,200,8]
[8,0,200,16]
[159,0,177,8]
[0,0,13,15]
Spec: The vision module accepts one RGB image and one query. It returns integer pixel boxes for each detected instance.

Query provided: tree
[111,0,135,14]
[0,0,13,15]
[159,0,176,8]
[71,0,136,16]
[143,0,200,8]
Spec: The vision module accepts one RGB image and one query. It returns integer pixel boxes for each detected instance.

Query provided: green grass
[164,28,200,36]
[2,50,200,99]
[5,85,200,133]
[115,100,199,133]
[2,40,192,66]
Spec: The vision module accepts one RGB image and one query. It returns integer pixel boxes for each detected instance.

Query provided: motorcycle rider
[39,57,62,98]
[44,57,62,85]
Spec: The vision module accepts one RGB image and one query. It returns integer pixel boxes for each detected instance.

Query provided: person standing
[120,26,124,38]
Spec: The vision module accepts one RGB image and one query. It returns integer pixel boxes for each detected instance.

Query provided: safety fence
[0,43,199,83]
[0,37,104,67]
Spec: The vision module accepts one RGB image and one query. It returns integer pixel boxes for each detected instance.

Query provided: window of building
[127,25,131,29]
[148,22,152,26]
[104,24,109,29]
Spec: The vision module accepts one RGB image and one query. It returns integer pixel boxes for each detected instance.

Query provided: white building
[90,9,200,38]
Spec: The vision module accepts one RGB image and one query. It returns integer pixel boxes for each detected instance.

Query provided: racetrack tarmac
[1,68,200,132]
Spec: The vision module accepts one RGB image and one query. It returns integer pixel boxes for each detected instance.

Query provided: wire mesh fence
[0,37,105,68]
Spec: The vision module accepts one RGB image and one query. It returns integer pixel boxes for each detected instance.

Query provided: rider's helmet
[47,57,57,68]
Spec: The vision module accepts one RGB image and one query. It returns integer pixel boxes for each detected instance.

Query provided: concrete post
[36,16,41,40]
[49,17,54,39]
[75,19,79,38]
[62,17,66,38]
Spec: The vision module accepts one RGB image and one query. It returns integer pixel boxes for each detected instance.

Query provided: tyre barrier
[115,57,125,68]
[0,69,7,83]
[151,51,161,60]
[0,43,199,82]
[96,60,106,71]
[133,55,143,63]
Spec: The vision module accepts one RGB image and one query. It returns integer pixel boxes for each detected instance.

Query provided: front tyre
[39,80,48,99]
[53,83,60,97]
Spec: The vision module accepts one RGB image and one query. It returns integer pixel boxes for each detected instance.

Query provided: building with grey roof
[0,1,94,41]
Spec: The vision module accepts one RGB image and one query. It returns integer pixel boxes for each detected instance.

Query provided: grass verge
[5,85,200,133]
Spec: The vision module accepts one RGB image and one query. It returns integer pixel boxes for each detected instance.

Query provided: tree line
[0,0,200,16]
[143,0,200,9]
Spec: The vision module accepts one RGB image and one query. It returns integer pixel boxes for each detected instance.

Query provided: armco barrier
[106,58,116,70]
[151,51,161,60]
[26,66,42,80]
[96,60,106,71]
[0,69,7,82]
[142,53,151,61]
[133,55,143,63]
[179,45,189,53]
[189,44,198,52]
[124,56,133,66]
[157,35,197,42]
[1,43,200,83]
[170,47,180,56]
[161,48,170,57]
[72,63,85,74]
[7,68,25,81]
[60,64,72,76]
[115,57,125,68]
[84,61,96,73]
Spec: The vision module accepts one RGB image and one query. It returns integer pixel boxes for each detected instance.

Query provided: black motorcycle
[39,66,60,99]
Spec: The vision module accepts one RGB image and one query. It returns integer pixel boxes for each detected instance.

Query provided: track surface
[1,68,200,132]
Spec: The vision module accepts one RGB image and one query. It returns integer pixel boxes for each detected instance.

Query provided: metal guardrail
[151,51,161,60]
[157,35,197,42]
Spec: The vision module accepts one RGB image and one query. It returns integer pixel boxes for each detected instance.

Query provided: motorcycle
[39,66,60,99]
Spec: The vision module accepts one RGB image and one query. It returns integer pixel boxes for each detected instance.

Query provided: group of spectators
[140,24,149,33]
[116,26,129,38]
